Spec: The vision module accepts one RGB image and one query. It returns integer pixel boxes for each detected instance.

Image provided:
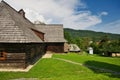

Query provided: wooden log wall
[0,43,46,69]
[47,43,64,53]
[0,53,26,69]
[26,43,46,64]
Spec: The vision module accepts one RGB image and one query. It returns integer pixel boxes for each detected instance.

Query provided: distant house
[104,52,120,57]
[0,1,66,69]
[88,47,93,54]
[69,44,80,52]
[111,53,120,57]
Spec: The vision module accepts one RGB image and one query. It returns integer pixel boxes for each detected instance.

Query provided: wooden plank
[6,53,26,59]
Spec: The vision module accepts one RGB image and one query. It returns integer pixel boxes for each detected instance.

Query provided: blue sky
[2,0,120,34]
[81,0,120,23]
[81,0,120,34]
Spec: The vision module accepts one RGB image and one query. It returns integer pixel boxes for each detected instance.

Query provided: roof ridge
[0,1,45,34]
[1,1,34,24]
[35,24,63,26]
[1,0,18,13]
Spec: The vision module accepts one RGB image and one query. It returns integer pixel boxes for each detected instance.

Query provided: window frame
[0,52,6,60]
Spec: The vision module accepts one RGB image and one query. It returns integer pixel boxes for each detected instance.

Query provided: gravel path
[42,51,53,58]
[0,65,33,72]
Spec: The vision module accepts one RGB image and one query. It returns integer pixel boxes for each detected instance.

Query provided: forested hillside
[64,28,120,41]
[64,28,120,52]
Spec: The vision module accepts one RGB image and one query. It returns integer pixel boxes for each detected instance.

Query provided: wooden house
[0,1,46,69]
[35,24,66,53]
[0,1,66,69]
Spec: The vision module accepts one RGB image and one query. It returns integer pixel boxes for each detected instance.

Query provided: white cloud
[88,20,120,34]
[63,11,102,29]
[99,11,108,17]
[4,0,107,29]
[24,9,46,23]
[99,20,120,34]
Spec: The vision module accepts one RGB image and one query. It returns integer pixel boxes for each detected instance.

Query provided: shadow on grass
[84,61,120,78]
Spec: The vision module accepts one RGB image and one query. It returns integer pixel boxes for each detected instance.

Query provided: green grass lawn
[0,53,120,80]
[53,53,120,72]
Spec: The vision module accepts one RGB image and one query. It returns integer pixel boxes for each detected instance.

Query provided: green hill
[64,28,120,41]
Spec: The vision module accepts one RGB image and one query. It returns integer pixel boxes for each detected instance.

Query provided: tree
[90,42,100,54]
[98,35,109,53]
[64,31,73,43]
[97,36,120,56]
[107,40,120,53]
[74,37,91,51]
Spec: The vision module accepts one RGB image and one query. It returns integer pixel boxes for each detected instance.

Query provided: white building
[88,47,93,54]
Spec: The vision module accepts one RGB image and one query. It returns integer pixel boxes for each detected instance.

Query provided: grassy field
[53,53,120,72]
[0,53,120,80]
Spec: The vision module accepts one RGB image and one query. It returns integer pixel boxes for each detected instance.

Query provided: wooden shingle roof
[0,1,43,43]
[35,24,66,43]
[69,44,80,52]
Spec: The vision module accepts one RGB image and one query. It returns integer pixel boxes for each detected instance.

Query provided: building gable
[0,1,43,43]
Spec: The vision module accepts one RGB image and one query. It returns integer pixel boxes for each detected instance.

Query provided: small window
[0,52,4,57]
[0,52,6,60]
